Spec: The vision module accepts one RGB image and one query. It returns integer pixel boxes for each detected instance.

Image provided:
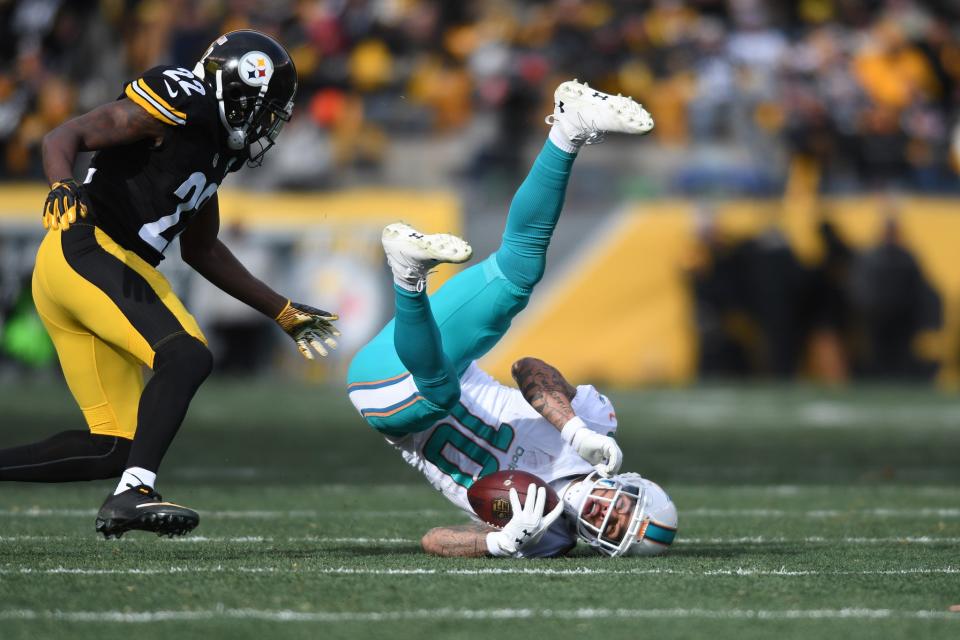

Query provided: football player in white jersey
[347,81,677,558]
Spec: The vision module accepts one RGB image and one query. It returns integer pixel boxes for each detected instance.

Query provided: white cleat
[382,222,473,291]
[545,80,654,145]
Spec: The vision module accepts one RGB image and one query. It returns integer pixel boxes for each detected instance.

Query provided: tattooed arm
[512,356,623,475]
[421,523,496,557]
[511,356,578,431]
[42,98,165,184]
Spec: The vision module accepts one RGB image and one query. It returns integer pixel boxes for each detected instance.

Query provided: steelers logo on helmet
[239,51,274,87]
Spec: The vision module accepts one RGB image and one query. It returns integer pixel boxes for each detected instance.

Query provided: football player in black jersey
[0,30,340,538]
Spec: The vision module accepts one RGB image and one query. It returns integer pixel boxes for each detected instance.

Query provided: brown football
[467,470,560,529]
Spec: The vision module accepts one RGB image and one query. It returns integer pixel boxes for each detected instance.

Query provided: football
[467,470,560,528]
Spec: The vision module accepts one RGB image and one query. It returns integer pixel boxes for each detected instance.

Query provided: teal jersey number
[421,404,515,488]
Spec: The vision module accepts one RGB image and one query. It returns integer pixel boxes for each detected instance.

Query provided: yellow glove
[275,300,340,360]
[42,179,87,231]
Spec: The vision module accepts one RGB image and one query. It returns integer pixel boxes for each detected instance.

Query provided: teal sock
[495,139,576,291]
[392,285,460,409]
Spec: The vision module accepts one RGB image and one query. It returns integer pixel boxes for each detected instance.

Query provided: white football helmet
[561,471,678,557]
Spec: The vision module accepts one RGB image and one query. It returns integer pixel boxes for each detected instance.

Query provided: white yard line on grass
[2,507,960,519]
[2,535,959,546]
[0,535,417,544]
[0,509,448,518]
[174,536,416,544]
[1,565,958,577]
[681,536,960,545]
[685,508,960,518]
[0,607,958,623]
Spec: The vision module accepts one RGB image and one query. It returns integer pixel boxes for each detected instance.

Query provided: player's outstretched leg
[0,431,130,481]
[423,80,654,369]
[346,224,472,434]
[382,223,473,413]
[495,79,654,292]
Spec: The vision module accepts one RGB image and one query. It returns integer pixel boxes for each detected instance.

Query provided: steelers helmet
[194,30,297,164]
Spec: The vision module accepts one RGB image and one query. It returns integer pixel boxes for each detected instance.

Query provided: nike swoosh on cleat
[135,502,183,509]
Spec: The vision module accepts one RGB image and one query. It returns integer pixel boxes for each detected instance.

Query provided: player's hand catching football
[561,416,623,477]
[42,179,87,231]
[486,483,565,557]
[275,300,340,360]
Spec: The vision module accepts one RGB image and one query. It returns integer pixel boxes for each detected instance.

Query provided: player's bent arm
[180,199,340,360]
[42,98,166,184]
[513,357,623,476]
[511,357,577,430]
[421,524,497,558]
[179,195,289,318]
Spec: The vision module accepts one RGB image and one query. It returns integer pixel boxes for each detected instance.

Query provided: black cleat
[95,484,199,539]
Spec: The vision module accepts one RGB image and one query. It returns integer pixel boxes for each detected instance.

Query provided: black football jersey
[82,65,243,266]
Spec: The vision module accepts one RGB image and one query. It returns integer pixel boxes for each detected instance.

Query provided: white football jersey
[388,362,619,557]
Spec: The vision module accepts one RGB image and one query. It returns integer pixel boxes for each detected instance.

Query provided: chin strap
[194,61,243,150]
[212,69,247,150]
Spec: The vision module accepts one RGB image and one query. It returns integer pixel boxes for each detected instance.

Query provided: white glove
[486,484,565,557]
[561,416,623,477]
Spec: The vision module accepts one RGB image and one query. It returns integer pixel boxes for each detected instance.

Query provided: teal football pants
[347,140,577,434]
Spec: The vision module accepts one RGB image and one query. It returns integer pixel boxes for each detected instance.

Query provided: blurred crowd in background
[1,0,958,384]
[687,208,942,383]
[1,0,960,193]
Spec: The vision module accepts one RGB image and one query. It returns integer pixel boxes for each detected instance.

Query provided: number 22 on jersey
[162,68,205,98]
[139,172,218,253]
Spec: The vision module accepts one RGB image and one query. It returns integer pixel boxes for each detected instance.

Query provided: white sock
[548,123,582,154]
[388,255,428,292]
[393,273,424,292]
[114,467,157,495]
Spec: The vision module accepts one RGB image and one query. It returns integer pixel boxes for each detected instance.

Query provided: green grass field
[1,377,959,639]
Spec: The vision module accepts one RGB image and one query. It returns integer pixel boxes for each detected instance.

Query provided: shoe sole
[554,81,654,135]
[382,223,473,265]
[95,511,199,539]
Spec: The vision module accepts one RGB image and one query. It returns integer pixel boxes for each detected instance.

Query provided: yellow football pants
[31,224,206,439]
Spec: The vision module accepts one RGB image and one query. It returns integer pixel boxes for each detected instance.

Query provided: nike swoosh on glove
[275,300,341,360]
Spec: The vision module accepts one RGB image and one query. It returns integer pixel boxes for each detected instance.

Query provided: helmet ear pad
[226,129,247,151]
[223,81,249,126]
